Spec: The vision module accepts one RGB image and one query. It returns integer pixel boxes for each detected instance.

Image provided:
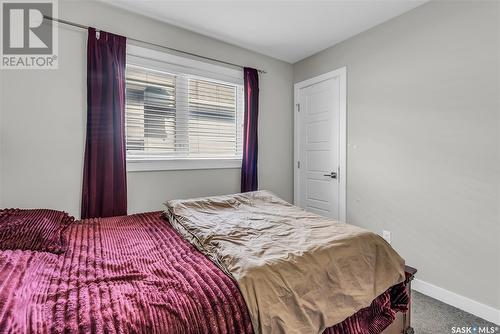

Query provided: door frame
[293,67,347,222]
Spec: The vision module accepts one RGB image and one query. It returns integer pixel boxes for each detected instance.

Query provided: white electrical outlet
[382,230,391,244]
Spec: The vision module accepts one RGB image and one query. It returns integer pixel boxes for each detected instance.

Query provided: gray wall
[0,0,294,216]
[294,1,499,310]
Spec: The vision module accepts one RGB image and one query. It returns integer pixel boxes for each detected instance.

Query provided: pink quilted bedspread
[0,212,407,334]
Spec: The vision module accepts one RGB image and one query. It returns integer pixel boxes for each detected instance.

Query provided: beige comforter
[165,191,405,334]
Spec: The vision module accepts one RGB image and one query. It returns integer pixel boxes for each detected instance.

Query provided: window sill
[127,158,242,172]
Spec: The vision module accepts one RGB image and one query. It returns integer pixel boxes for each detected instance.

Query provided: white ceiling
[103,0,427,63]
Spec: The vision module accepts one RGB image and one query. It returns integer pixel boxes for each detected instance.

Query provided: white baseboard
[412,279,500,325]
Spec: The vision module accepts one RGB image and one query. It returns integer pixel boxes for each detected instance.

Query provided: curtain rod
[43,15,267,74]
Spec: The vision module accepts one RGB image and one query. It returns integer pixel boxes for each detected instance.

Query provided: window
[125,45,244,171]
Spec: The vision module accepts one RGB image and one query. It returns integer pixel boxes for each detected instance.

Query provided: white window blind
[125,52,244,165]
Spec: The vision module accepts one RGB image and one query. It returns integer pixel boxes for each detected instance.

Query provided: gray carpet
[412,291,499,334]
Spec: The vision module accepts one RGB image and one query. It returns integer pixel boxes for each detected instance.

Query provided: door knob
[323,171,337,179]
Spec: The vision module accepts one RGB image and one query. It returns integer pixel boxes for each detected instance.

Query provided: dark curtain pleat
[81,28,127,219]
[241,68,259,192]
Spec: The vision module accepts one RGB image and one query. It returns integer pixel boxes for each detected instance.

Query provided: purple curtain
[241,67,259,192]
[81,28,127,219]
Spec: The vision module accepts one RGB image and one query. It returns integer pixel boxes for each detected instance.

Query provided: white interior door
[294,68,346,221]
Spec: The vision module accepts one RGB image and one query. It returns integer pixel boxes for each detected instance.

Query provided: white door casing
[294,67,346,222]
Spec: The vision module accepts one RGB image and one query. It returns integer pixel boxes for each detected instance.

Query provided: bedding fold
[165,190,406,334]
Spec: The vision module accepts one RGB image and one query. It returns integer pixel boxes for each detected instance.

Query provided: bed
[0,196,413,334]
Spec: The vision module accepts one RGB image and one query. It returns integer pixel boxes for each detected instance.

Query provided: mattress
[0,211,408,333]
[165,191,407,334]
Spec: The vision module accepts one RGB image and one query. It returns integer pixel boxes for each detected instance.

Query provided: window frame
[125,44,244,172]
